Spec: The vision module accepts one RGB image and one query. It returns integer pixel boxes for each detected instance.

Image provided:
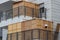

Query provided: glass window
[39,3,46,19]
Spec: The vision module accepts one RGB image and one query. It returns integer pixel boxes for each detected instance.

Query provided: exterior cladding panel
[51,0,60,30]
[51,0,60,23]
[51,0,60,40]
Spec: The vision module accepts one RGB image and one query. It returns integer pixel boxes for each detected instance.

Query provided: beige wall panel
[8,25,13,34]
[17,23,21,32]
[12,24,17,33]
[48,21,53,31]
[8,19,53,33]
[34,9,39,17]
[13,7,18,17]
[19,6,24,15]
[18,32,22,40]
[12,33,16,40]
[33,30,39,38]
[22,20,31,31]
[19,2,24,6]
[25,31,31,40]
[13,3,19,8]
[21,22,26,31]
[24,2,35,8]
[48,32,54,40]
[17,23,21,29]
[26,7,32,16]
[8,25,13,31]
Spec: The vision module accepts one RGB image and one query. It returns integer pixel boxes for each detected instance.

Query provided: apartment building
[0,0,60,40]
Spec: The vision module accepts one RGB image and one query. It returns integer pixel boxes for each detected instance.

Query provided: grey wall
[0,1,15,11]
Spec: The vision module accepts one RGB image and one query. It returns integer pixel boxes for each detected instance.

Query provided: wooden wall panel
[18,32,22,40]
[34,9,39,17]
[13,8,18,17]
[25,31,32,40]
[19,6,24,15]
[8,19,53,34]
[12,33,16,40]
[33,30,39,38]
[48,21,53,31]
[21,21,26,31]
[8,25,13,34]
[12,24,17,33]
[48,31,54,40]
[56,24,60,32]
[13,1,40,18]
[8,34,10,40]
[26,7,32,16]
[17,23,21,32]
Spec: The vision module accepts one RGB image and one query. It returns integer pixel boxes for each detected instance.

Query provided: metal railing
[7,29,60,40]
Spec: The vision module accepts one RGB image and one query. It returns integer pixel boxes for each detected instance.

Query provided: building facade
[0,0,60,40]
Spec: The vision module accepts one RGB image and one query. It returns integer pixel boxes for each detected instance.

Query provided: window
[39,3,46,19]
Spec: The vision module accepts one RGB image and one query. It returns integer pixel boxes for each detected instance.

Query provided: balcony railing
[7,29,60,40]
[0,6,46,22]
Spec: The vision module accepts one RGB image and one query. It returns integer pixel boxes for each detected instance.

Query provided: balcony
[0,5,46,27]
[0,6,46,21]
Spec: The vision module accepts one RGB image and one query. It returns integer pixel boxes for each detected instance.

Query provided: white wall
[51,0,60,23]
[2,29,8,40]
[51,0,60,30]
